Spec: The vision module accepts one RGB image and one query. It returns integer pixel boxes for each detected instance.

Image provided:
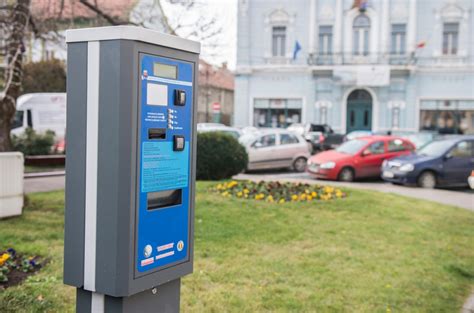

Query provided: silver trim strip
[66,26,200,54]
[91,293,104,312]
[84,41,100,292]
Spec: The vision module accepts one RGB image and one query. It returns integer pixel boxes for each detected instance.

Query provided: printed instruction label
[142,141,189,193]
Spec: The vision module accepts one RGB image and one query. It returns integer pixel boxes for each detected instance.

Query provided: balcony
[307,53,415,66]
[307,53,472,68]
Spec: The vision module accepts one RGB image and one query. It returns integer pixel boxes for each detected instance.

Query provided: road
[24,172,473,211]
[235,172,474,211]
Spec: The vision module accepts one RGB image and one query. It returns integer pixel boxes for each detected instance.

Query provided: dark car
[381,136,474,188]
[288,123,345,153]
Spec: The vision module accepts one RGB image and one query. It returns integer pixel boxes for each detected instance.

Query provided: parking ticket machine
[63,26,200,313]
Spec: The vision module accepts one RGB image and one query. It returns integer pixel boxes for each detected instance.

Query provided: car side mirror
[444,153,453,160]
[362,149,371,157]
[253,142,263,149]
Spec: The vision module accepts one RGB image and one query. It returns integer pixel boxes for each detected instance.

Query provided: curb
[24,171,66,179]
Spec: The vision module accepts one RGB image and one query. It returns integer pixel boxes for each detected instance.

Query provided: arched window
[353,14,370,56]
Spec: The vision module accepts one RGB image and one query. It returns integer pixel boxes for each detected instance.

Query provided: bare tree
[0,0,30,152]
[0,0,221,152]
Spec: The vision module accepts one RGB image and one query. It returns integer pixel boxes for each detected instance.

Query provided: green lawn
[1,182,473,312]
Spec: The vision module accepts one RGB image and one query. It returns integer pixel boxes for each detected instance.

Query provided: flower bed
[0,248,43,290]
[214,180,346,203]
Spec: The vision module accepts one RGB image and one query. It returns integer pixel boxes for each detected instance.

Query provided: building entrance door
[346,89,373,133]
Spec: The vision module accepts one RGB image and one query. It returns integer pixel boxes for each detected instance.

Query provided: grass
[0,182,473,312]
[24,165,65,174]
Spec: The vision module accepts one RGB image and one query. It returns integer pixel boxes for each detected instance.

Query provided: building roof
[31,0,137,21]
[199,60,234,91]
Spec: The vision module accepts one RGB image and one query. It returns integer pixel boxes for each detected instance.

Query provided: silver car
[239,129,311,172]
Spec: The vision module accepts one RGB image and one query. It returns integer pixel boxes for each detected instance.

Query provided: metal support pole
[76,279,181,313]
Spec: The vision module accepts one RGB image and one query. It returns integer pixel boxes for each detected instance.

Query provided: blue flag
[293,41,302,60]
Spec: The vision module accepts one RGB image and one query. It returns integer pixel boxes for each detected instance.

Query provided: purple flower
[7,248,16,256]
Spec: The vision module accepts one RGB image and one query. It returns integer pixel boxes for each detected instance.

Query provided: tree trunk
[0,0,30,152]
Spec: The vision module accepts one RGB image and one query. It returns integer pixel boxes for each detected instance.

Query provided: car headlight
[382,160,388,167]
[307,159,313,165]
[320,162,336,169]
[399,163,415,172]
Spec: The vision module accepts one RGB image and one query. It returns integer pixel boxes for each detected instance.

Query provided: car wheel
[417,171,437,188]
[293,157,307,173]
[338,167,355,182]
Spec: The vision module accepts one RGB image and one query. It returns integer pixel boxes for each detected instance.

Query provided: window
[443,23,459,55]
[448,141,473,158]
[280,133,299,145]
[388,139,408,152]
[318,26,333,55]
[272,26,286,57]
[253,99,302,128]
[367,141,385,154]
[391,24,406,55]
[353,14,370,56]
[253,134,276,148]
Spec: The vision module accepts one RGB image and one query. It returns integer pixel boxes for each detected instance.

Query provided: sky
[203,0,237,69]
[193,0,238,69]
[132,0,238,69]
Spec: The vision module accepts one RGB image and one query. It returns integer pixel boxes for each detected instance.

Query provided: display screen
[153,63,177,79]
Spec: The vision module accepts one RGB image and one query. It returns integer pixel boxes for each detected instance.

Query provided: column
[333,0,343,60]
[380,0,390,56]
[308,0,317,54]
[407,0,417,54]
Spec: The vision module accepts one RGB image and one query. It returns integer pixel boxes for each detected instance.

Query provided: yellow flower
[307,196,313,201]
[216,184,223,190]
[266,195,274,202]
[299,194,307,201]
[237,191,243,197]
[279,199,286,204]
[305,189,310,194]
[243,189,250,194]
[291,195,298,201]
[0,253,10,266]
[323,186,334,194]
[311,191,317,197]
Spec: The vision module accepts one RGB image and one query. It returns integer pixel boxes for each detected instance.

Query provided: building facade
[235,0,474,134]
[198,60,235,125]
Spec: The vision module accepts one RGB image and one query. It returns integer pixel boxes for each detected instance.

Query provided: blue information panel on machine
[136,53,193,274]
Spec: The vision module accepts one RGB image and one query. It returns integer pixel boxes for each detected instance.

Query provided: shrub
[197,132,248,180]
[11,128,55,156]
[22,60,66,94]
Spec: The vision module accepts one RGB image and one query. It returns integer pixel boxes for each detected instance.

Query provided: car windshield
[239,133,259,145]
[11,111,24,129]
[417,140,451,157]
[405,134,433,149]
[336,139,367,155]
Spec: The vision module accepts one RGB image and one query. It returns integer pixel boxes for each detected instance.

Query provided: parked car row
[198,123,474,188]
[308,135,474,188]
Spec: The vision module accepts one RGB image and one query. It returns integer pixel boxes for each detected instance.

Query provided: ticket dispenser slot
[148,128,167,140]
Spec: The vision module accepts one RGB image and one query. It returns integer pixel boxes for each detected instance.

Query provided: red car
[307,136,415,181]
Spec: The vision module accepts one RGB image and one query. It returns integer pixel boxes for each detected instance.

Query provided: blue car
[381,136,474,188]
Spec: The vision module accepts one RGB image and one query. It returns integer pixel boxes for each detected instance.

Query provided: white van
[11,93,67,140]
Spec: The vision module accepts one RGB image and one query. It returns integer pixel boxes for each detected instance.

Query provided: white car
[197,125,242,139]
[239,129,311,172]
